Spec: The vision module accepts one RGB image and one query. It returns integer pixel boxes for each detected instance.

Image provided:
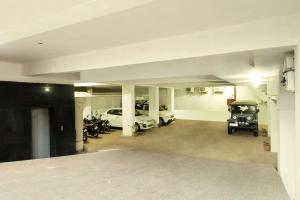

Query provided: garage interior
[0,0,300,199]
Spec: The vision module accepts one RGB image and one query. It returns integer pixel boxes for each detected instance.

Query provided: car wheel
[253,130,259,137]
[228,126,233,135]
[134,123,140,132]
[159,117,165,126]
[105,125,111,133]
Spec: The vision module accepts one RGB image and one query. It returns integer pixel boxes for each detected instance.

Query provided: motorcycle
[92,113,111,134]
[83,116,99,138]
[83,126,88,142]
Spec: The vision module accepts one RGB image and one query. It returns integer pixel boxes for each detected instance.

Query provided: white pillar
[149,86,159,126]
[294,45,300,200]
[122,84,135,136]
[82,97,92,119]
[267,77,280,153]
[75,98,84,152]
[167,88,175,113]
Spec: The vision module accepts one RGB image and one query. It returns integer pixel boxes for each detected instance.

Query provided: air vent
[186,88,195,93]
[213,87,224,94]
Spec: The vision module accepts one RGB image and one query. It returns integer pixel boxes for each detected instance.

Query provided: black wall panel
[0,82,76,162]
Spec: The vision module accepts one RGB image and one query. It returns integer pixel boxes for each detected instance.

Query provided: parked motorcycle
[92,113,111,134]
[83,126,88,142]
[83,116,99,138]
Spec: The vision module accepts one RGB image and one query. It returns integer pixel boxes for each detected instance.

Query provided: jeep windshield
[135,110,143,116]
[231,105,257,114]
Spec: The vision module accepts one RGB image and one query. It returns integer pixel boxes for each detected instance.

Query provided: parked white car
[136,101,176,125]
[101,108,155,132]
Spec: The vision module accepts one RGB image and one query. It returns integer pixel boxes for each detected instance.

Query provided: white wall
[91,95,121,115]
[159,88,168,106]
[278,84,296,199]
[174,85,268,125]
[295,45,300,200]
[76,95,122,119]
[174,86,234,122]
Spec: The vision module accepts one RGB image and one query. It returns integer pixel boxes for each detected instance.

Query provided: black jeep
[227,100,259,137]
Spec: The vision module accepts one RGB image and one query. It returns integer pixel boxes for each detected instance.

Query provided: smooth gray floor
[0,150,289,200]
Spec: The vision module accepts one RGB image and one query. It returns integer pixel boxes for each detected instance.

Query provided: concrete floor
[0,150,288,200]
[84,120,277,167]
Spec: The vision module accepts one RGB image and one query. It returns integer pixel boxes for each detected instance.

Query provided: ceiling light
[74,82,102,87]
[44,87,50,92]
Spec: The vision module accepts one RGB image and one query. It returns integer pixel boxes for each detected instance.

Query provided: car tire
[159,117,165,126]
[105,125,111,133]
[253,130,259,137]
[228,127,233,135]
[134,123,140,133]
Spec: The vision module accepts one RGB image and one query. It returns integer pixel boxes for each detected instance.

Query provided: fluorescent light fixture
[74,92,93,97]
[74,82,101,87]
[44,87,51,92]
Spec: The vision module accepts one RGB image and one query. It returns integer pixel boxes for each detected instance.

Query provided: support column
[75,98,84,152]
[122,84,135,136]
[149,86,159,126]
[167,88,175,113]
[267,77,279,153]
[294,45,300,200]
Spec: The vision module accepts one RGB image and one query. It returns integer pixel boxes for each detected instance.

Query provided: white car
[136,101,176,125]
[101,108,155,132]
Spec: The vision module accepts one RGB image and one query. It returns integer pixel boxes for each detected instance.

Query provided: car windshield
[135,110,143,116]
[159,106,167,111]
[231,105,257,114]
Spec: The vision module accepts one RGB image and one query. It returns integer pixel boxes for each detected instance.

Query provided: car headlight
[247,116,252,120]
[233,116,237,120]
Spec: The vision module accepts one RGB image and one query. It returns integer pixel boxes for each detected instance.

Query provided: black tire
[105,125,111,133]
[93,132,99,137]
[83,133,88,142]
[228,127,233,135]
[253,130,259,137]
[253,124,259,137]
[134,123,140,133]
[159,117,165,126]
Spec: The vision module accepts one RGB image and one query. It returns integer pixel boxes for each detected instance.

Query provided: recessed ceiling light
[44,87,50,92]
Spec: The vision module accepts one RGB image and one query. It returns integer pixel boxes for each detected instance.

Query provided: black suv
[227,100,260,137]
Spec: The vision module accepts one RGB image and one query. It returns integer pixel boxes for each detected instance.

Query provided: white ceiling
[0,0,86,34]
[78,46,291,86]
[0,0,299,62]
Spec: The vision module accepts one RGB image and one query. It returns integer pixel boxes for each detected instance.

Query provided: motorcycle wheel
[93,132,99,137]
[83,133,88,142]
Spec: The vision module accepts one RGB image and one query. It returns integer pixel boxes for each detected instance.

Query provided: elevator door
[31,108,50,159]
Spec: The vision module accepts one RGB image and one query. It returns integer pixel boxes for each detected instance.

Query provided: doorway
[31,108,50,159]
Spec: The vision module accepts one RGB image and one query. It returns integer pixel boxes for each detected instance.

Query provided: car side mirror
[228,108,231,112]
[257,109,260,113]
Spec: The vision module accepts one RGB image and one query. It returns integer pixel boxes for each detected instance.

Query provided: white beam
[24,14,300,76]
[122,84,135,136]
[149,87,159,126]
